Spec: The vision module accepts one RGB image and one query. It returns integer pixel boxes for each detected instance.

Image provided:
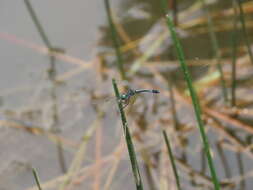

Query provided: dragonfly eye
[121,94,127,100]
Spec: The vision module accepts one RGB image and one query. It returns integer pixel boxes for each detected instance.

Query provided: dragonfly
[91,86,160,112]
[119,89,160,108]
[90,79,160,111]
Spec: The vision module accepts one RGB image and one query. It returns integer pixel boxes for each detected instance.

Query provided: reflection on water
[1,0,253,189]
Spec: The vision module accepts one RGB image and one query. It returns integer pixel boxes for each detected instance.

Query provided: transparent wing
[90,79,151,112]
[89,93,122,118]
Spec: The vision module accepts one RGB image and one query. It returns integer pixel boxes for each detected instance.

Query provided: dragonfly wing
[90,95,121,115]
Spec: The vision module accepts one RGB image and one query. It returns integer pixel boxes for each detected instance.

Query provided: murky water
[1,0,253,189]
[0,1,107,189]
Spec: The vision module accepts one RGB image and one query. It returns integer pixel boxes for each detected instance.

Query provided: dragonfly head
[120,89,134,101]
[120,94,128,100]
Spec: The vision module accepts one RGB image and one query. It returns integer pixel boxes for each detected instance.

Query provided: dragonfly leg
[122,98,130,109]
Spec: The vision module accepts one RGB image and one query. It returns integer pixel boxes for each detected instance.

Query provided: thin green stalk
[199,0,228,103]
[231,0,240,107]
[163,130,181,190]
[49,54,67,174]
[236,0,253,65]
[201,147,206,174]
[104,0,126,80]
[236,151,246,189]
[32,168,42,190]
[159,0,168,16]
[24,0,52,48]
[171,0,178,25]
[160,0,177,25]
[216,143,231,178]
[24,0,66,173]
[112,79,143,190]
[166,16,220,190]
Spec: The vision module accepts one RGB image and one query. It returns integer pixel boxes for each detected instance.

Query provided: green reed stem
[24,0,52,48]
[159,0,168,16]
[236,0,253,64]
[24,0,65,55]
[236,152,246,189]
[216,143,231,178]
[104,0,126,80]
[199,0,228,104]
[32,168,42,190]
[160,0,177,25]
[112,79,143,190]
[166,16,220,190]
[201,147,206,174]
[231,1,240,107]
[163,130,181,190]
[171,0,178,25]
[48,56,66,174]
[24,0,66,173]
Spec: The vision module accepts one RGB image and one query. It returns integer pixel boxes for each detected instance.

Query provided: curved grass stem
[199,0,228,104]
[32,168,42,190]
[163,130,181,190]
[165,16,220,190]
[236,0,253,65]
[112,79,143,190]
[104,0,126,80]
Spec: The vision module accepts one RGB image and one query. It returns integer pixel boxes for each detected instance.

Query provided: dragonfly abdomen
[134,89,160,94]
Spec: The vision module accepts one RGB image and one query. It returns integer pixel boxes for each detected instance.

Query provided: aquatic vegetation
[1,0,253,189]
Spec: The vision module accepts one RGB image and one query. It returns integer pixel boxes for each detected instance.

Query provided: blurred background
[0,0,253,189]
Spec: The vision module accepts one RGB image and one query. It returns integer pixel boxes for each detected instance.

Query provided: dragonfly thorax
[120,89,135,100]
